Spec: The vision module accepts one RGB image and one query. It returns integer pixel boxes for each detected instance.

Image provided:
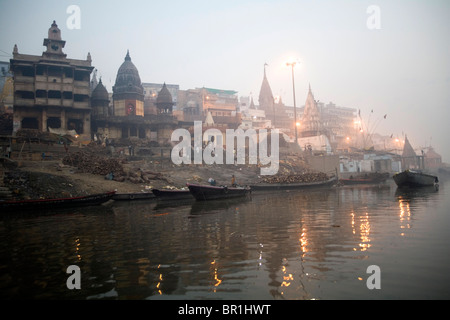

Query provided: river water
[1,179,449,300]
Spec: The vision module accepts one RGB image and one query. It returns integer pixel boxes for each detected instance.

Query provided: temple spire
[125,49,131,61]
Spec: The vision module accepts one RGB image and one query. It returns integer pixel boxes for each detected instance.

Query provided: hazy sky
[1,0,449,161]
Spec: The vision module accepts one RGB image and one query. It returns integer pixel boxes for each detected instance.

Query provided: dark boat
[112,192,155,201]
[393,170,439,188]
[0,191,116,212]
[339,172,389,185]
[152,188,193,201]
[250,176,337,191]
[187,183,251,201]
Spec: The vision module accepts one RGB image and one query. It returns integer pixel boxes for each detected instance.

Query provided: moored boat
[112,192,155,201]
[250,176,337,191]
[339,172,389,185]
[152,188,193,201]
[393,170,439,188]
[0,191,116,212]
[187,183,251,201]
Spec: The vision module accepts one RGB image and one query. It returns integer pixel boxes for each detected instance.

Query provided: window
[48,91,61,99]
[21,117,38,129]
[47,117,61,129]
[68,119,83,133]
[16,91,34,99]
[64,68,73,78]
[63,91,73,100]
[36,90,46,98]
[36,66,46,76]
[74,70,88,81]
[21,67,35,77]
[74,94,88,102]
[48,67,62,77]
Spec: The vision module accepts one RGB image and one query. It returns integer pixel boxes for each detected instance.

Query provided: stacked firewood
[261,171,329,184]
[62,151,125,176]
[62,150,170,184]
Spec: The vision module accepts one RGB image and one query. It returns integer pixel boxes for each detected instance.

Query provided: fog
[1,0,449,161]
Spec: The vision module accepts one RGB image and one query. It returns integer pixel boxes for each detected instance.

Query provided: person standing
[231,174,236,187]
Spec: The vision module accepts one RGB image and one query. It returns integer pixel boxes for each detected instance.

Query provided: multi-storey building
[9,21,94,137]
[319,101,357,150]
[178,87,240,128]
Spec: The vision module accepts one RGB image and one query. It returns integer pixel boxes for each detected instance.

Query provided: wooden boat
[0,191,116,212]
[393,170,439,187]
[187,183,251,201]
[152,188,193,201]
[112,192,155,201]
[250,176,337,191]
[339,173,389,185]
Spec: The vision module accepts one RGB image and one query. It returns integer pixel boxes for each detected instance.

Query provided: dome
[156,83,173,105]
[113,50,144,98]
[91,79,109,102]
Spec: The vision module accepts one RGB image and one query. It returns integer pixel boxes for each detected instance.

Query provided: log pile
[261,171,329,184]
[62,151,125,176]
[62,149,170,184]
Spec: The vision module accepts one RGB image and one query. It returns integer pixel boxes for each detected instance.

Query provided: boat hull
[0,191,116,212]
[251,177,337,191]
[152,189,193,201]
[187,184,251,201]
[112,192,155,201]
[339,173,389,185]
[393,170,438,187]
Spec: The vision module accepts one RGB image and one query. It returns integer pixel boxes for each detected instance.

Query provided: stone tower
[258,64,275,118]
[156,83,174,114]
[91,78,110,117]
[112,50,144,116]
[299,84,322,137]
[43,21,67,59]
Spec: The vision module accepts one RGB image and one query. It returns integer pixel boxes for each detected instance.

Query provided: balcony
[14,75,34,83]
[73,102,90,109]
[14,98,34,106]
[35,75,47,82]
[48,98,62,106]
[74,80,89,88]
[63,100,73,107]
[35,82,48,91]
[15,83,34,92]
[73,86,90,95]
[35,98,47,105]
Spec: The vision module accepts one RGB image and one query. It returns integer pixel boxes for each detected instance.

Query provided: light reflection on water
[1,180,449,299]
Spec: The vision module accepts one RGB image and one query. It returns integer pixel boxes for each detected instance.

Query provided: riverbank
[1,146,331,200]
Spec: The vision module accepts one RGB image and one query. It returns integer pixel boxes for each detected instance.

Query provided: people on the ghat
[231,174,236,187]
[208,177,216,186]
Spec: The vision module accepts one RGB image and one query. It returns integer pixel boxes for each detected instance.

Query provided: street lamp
[286,61,298,144]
